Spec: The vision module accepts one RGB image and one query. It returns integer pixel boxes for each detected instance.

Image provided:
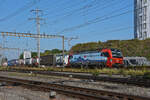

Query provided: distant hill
[70,39,150,60]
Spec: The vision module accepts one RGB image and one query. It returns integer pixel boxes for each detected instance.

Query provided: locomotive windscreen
[111,49,123,58]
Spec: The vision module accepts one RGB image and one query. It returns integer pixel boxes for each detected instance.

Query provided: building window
[139,0,142,13]
[140,0,142,6]
[144,0,147,4]
[143,15,146,21]
[143,23,146,29]
[140,16,142,23]
[140,24,142,33]
[143,6,147,15]
[140,32,142,38]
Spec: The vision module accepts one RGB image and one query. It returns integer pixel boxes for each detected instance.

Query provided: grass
[1,66,150,77]
[8,71,69,79]
[143,72,150,79]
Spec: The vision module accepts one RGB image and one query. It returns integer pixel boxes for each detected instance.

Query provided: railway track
[4,69,150,88]
[0,76,149,100]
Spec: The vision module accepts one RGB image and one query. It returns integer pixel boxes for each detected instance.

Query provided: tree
[19,53,23,59]
[70,39,150,60]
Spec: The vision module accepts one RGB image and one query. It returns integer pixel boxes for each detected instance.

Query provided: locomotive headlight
[110,59,112,62]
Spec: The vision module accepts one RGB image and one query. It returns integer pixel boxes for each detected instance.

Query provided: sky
[0,0,134,60]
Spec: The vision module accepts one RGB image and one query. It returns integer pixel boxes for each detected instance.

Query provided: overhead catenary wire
[79,0,125,17]
[46,0,112,25]
[90,20,150,37]
[11,19,32,32]
[0,31,67,66]
[57,4,133,34]
[43,0,92,26]
[45,0,125,27]
[37,0,90,31]
[88,26,133,36]
[44,0,90,17]
[43,0,71,12]
[0,0,137,59]
[67,0,117,18]
[0,0,39,22]
[43,0,95,30]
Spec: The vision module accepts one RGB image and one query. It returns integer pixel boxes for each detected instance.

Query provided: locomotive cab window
[101,53,105,56]
[101,52,110,57]
[69,55,73,59]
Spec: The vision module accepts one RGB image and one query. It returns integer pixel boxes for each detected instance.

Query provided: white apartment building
[134,0,150,40]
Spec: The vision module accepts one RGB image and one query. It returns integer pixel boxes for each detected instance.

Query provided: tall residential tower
[134,0,150,40]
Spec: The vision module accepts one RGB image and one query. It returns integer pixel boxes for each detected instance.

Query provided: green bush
[91,69,100,76]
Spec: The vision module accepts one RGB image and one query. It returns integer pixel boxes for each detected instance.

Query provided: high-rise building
[134,0,150,40]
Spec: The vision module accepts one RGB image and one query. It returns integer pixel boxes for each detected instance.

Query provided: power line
[90,26,133,36]
[44,0,96,24]
[12,19,32,32]
[43,0,71,11]
[79,0,125,17]
[46,0,123,26]
[46,0,102,24]
[57,4,132,34]
[44,0,89,17]
[89,21,150,37]
[0,0,39,22]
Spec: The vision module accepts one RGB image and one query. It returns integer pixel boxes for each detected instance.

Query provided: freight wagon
[40,55,56,66]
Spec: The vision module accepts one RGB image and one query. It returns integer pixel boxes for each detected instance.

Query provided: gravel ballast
[0,71,150,98]
[0,86,78,100]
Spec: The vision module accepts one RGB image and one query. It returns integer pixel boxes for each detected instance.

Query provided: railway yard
[0,67,150,100]
[1,0,150,100]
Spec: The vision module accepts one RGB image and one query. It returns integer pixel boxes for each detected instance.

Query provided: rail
[0,76,149,100]
[4,69,150,88]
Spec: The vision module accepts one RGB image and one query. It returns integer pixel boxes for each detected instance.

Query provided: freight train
[7,48,124,68]
[39,48,124,68]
